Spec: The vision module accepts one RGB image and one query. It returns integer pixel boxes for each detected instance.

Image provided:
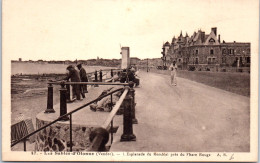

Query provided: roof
[164,41,170,46]
[130,57,141,60]
[121,47,129,50]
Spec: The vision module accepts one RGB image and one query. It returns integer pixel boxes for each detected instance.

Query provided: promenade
[110,71,250,152]
[11,70,250,152]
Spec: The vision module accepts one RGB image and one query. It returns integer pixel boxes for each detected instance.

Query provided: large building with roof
[161,27,250,71]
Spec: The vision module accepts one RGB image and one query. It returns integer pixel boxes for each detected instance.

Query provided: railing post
[110,94,114,144]
[85,83,88,93]
[89,127,109,151]
[120,87,136,141]
[59,83,69,121]
[66,84,73,103]
[69,114,73,151]
[100,70,103,82]
[94,71,98,82]
[94,71,98,87]
[129,82,138,124]
[111,69,113,77]
[23,139,26,151]
[110,120,113,144]
[44,83,55,113]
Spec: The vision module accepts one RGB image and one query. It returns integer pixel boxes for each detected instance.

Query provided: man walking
[76,63,88,98]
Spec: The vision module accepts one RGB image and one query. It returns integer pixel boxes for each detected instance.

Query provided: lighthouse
[120,47,130,69]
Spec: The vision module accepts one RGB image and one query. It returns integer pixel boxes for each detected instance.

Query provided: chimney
[201,32,205,43]
[211,27,217,36]
[218,34,221,43]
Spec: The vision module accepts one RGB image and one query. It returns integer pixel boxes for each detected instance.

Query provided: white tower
[121,47,130,69]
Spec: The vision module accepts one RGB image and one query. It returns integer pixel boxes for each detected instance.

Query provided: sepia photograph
[2,0,259,161]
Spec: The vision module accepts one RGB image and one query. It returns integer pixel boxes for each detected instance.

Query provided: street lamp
[147,58,149,72]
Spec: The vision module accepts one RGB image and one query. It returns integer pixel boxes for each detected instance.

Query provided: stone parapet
[35,117,98,151]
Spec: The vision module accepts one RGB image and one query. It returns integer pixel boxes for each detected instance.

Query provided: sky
[3,0,259,61]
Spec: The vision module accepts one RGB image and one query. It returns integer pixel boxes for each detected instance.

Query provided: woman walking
[169,61,177,86]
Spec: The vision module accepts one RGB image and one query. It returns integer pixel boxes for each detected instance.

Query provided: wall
[35,118,97,151]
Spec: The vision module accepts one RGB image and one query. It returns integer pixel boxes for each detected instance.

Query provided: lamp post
[147,58,148,72]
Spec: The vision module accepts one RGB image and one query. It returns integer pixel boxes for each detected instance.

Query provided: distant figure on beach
[77,63,88,98]
[169,61,177,86]
[64,65,81,100]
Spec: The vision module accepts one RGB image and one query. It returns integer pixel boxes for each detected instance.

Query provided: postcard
[2,0,259,161]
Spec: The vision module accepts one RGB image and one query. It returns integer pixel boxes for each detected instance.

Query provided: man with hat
[64,65,81,100]
[76,63,88,98]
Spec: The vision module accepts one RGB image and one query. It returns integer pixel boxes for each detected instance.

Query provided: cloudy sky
[3,0,259,61]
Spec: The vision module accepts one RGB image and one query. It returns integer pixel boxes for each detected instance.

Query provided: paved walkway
[110,71,250,152]
[12,84,118,151]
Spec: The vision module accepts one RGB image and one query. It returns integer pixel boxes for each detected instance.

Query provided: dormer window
[209,38,215,43]
[229,49,234,55]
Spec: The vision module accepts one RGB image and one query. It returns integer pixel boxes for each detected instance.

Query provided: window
[229,49,234,55]
[208,57,216,64]
[196,50,198,54]
[212,58,216,64]
[247,57,250,63]
[208,58,211,64]
[222,49,226,55]
[210,49,214,55]
[195,57,199,64]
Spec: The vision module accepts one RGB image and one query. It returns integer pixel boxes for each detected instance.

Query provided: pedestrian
[63,65,81,100]
[76,63,88,98]
[169,61,177,86]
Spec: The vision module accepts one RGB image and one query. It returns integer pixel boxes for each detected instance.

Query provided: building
[130,57,141,66]
[161,27,251,71]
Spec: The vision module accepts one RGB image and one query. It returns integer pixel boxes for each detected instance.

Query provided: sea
[11,62,116,75]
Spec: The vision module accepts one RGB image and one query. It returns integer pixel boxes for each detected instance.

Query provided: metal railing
[86,68,122,82]
[11,79,137,152]
[89,88,130,151]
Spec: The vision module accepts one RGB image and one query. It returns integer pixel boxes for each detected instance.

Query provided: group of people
[62,64,141,101]
[119,67,140,87]
[63,61,175,102]
[63,64,88,101]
